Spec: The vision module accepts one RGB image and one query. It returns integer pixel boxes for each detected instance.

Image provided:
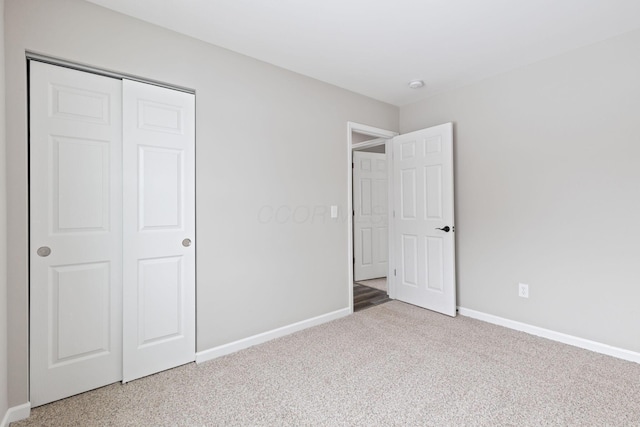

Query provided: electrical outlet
[518,283,529,298]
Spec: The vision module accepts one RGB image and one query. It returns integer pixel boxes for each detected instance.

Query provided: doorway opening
[347,123,397,312]
[347,121,457,317]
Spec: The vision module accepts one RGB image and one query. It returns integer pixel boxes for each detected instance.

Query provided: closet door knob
[37,246,51,257]
[182,238,192,247]
[435,226,451,232]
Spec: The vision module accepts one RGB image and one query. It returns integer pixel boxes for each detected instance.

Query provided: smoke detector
[408,80,425,89]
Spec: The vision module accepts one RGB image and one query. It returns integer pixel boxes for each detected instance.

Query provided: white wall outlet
[518,283,529,298]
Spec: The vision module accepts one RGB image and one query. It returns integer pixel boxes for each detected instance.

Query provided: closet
[29,61,196,406]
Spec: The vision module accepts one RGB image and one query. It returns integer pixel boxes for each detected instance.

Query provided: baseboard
[1,402,31,427]
[196,307,352,364]
[458,307,640,364]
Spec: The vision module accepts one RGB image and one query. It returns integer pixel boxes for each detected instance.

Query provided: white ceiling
[86,0,640,106]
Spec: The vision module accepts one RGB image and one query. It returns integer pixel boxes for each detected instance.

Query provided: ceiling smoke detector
[408,80,425,89]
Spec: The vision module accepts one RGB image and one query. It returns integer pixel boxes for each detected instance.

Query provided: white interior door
[392,123,456,316]
[353,151,388,281]
[122,80,196,382]
[29,62,123,406]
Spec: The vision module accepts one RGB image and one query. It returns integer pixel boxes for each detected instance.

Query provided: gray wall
[5,0,398,405]
[401,28,640,353]
[0,0,9,419]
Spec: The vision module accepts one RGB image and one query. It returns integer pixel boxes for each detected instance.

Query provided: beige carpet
[14,301,640,426]
[355,277,387,292]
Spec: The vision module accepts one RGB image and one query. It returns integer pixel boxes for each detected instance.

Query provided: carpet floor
[14,301,640,426]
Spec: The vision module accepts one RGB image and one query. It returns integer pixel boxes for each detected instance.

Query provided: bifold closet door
[122,80,196,382]
[29,61,124,407]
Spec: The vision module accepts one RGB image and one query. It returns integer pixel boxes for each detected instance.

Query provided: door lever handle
[436,226,451,232]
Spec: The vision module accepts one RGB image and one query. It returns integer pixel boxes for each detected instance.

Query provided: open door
[392,123,456,316]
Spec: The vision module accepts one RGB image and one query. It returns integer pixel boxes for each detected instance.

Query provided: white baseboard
[196,307,352,364]
[1,402,31,427]
[458,307,640,364]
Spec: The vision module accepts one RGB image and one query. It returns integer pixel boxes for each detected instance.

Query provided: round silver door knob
[182,238,192,247]
[37,246,51,257]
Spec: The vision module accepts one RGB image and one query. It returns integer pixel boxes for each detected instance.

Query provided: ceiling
[85,0,640,106]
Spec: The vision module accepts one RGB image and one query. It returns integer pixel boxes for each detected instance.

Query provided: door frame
[347,122,398,311]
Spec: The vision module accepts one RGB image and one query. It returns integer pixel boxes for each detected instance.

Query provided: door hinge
[353,257,356,264]
[352,162,354,169]
[393,210,395,218]
[394,269,397,276]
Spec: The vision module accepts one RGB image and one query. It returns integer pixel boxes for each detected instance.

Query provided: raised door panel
[51,84,111,124]
[53,137,110,233]
[401,234,419,288]
[400,168,417,220]
[360,177,372,216]
[52,262,111,363]
[138,99,184,134]
[360,229,373,266]
[425,237,445,292]
[138,147,183,230]
[376,226,388,263]
[424,165,443,221]
[138,257,184,346]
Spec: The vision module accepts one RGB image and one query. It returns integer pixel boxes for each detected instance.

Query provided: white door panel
[393,123,456,316]
[122,80,196,382]
[138,147,183,229]
[353,151,388,281]
[30,61,123,407]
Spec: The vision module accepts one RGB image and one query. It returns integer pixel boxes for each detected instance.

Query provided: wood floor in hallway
[353,283,390,312]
